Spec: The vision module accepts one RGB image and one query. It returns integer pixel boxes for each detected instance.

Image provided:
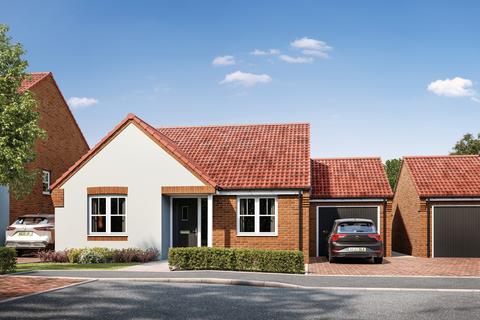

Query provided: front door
[172,198,198,247]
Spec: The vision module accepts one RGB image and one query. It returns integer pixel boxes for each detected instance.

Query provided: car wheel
[373,257,383,264]
[328,253,336,263]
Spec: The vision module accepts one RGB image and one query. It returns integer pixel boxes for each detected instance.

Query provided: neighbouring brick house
[392,155,480,258]
[50,113,392,262]
[310,158,394,258]
[0,72,89,244]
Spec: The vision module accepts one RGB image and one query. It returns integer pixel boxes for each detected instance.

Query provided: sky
[1,0,479,160]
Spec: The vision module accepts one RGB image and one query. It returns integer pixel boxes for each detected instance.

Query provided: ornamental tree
[0,24,45,198]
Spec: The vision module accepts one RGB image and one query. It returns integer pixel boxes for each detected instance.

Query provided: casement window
[237,197,277,236]
[89,196,127,234]
[42,170,51,195]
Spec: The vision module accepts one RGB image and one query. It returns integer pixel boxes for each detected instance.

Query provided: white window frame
[88,195,127,235]
[42,170,51,195]
[237,196,278,236]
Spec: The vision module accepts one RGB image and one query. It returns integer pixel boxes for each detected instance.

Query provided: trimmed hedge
[168,247,304,274]
[0,247,17,274]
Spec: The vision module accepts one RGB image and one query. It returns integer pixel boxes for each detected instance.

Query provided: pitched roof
[158,123,311,190]
[18,72,89,148]
[51,114,216,190]
[403,155,480,198]
[311,157,393,199]
[19,72,51,92]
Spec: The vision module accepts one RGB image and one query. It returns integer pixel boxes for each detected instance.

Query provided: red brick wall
[391,164,427,257]
[212,195,306,257]
[9,76,89,223]
[310,201,392,257]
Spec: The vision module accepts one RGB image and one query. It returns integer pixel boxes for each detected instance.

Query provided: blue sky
[2,0,479,160]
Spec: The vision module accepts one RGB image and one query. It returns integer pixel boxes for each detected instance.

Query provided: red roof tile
[311,157,393,199]
[19,72,51,92]
[404,155,480,198]
[158,123,311,190]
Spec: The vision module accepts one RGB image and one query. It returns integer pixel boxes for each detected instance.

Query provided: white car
[5,214,55,250]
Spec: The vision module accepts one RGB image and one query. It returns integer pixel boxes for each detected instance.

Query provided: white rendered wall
[55,123,206,252]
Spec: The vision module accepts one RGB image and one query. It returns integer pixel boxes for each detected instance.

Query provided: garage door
[433,206,480,257]
[317,206,379,256]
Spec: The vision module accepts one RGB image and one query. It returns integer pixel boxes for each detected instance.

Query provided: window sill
[87,235,128,241]
[42,192,51,196]
[236,233,278,237]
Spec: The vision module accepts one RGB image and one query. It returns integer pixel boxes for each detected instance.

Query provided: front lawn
[15,262,139,273]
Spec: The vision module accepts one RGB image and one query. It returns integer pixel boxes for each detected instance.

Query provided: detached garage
[392,155,480,258]
[310,158,394,257]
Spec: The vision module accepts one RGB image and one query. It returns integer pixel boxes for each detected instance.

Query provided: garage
[317,206,380,256]
[392,155,480,257]
[310,157,393,258]
[433,206,480,258]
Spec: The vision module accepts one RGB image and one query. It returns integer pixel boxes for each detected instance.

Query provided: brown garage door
[433,206,480,258]
[317,206,378,256]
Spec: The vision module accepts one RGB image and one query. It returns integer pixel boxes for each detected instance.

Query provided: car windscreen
[15,217,49,225]
[337,222,376,233]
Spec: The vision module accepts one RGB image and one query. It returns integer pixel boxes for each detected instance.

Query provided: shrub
[65,247,159,264]
[35,247,159,265]
[112,248,159,263]
[67,248,84,263]
[37,250,69,263]
[0,247,17,274]
[78,248,107,264]
[168,247,304,274]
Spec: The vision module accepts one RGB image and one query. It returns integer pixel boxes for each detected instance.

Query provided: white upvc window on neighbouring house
[89,196,127,234]
[42,170,51,195]
[237,197,277,236]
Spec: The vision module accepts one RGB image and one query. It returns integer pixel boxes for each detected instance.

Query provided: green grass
[15,262,139,273]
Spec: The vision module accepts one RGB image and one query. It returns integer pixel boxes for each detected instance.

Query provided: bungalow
[0,73,89,244]
[50,113,394,261]
[392,155,480,257]
[51,114,311,260]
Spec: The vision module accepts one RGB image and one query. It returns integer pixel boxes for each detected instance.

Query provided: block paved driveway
[0,276,85,302]
[309,256,480,277]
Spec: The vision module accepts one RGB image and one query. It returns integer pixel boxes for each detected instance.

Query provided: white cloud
[290,37,332,59]
[220,71,272,87]
[212,55,236,66]
[67,97,98,109]
[279,55,313,64]
[427,77,475,97]
[471,97,480,103]
[251,49,280,56]
[302,49,329,58]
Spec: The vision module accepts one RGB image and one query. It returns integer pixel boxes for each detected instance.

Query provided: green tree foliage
[0,24,45,198]
[451,133,480,155]
[384,158,402,190]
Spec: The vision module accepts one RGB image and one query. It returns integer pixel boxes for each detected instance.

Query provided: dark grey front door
[317,206,378,256]
[172,198,198,247]
[433,206,480,257]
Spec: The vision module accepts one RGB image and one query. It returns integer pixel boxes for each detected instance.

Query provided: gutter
[309,198,386,203]
[216,190,302,196]
[425,197,480,202]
